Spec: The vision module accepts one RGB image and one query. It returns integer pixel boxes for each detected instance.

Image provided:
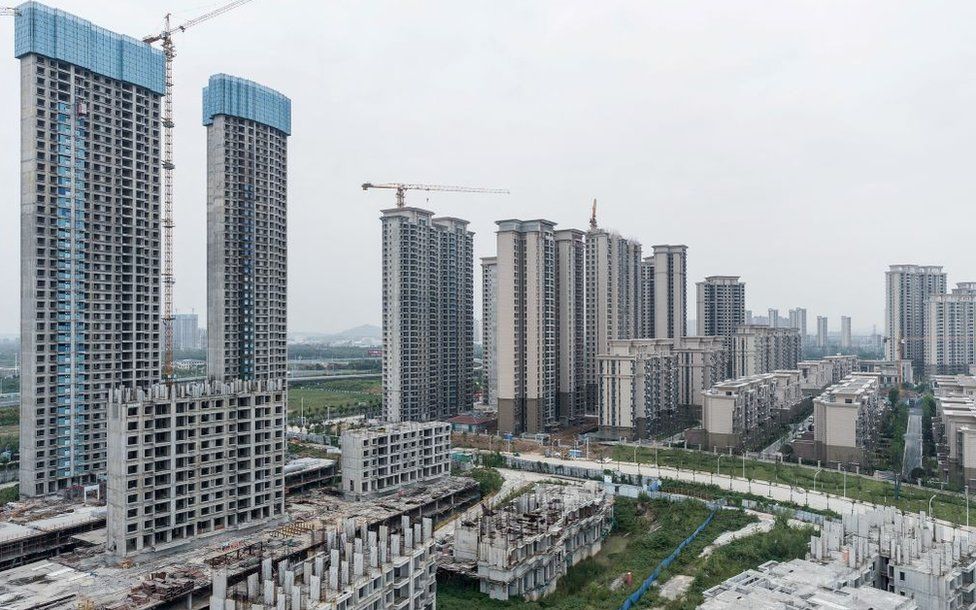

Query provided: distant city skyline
[3,1,976,336]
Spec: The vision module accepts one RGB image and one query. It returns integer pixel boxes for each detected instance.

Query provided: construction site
[438,482,614,601]
[0,475,478,609]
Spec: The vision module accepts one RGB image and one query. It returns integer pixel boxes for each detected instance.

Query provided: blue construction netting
[202,73,292,135]
[618,507,717,610]
[14,1,165,95]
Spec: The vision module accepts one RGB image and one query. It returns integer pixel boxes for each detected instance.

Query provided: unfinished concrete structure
[210,516,436,610]
[584,223,642,414]
[15,2,165,496]
[205,74,291,382]
[106,379,286,556]
[812,374,883,465]
[495,220,586,433]
[446,483,613,601]
[729,324,801,378]
[697,371,803,451]
[340,421,451,500]
[381,207,474,422]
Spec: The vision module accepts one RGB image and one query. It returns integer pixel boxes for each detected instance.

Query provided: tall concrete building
[840,316,852,349]
[495,220,585,434]
[481,257,498,407]
[205,74,290,382]
[885,264,947,374]
[15,3,164,496]
[730,325,801,378]
[639,258,655,338]
[788,307,807,341]
[381,208,474,422]
[696,276,745,338]
[817,316,829,348]
[767,308,780,329]
[584,224,641,410]
[172,312,200,351]
[649,245,688,339]
[925,284,976,376]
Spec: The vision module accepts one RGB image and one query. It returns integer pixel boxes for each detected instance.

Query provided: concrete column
[314,555,324,577]
[210,569,228,610]
[247,573,259,601]
[263,580,275,606]
[392,534,401,558]
[291,584,302,610]
[284,570,294,596]
[423,518,433,542]
[369,544,379,569]
[329,564,339,592]
[354,552,364,578]
[341,560,350,585]
[405,527,414,551]
[262,557,273,582]
[309,574,321,602]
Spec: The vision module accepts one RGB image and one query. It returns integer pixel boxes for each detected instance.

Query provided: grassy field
[0,405,17,455]
[437,497,756,610]
[287,379,381,424]
[611,445,974,526]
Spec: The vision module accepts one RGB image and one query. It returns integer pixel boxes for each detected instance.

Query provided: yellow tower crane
[143,0,257,380]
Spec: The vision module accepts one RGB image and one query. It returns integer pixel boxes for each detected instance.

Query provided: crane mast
[361,182,510,207]
[143,0,256,381]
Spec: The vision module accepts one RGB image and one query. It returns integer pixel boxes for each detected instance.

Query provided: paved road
[902,405,923,480]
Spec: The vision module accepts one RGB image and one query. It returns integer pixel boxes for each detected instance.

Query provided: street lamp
[966,486,970,528]
[929,494,937,522]
[813,468,823,493]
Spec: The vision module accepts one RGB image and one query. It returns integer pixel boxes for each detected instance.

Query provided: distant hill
[289,324,381,345]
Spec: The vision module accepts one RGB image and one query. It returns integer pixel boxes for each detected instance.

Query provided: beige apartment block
[106,379,286,557]
[798,360,833,392]
[584,227,641,413]
[885,264,947,374]
[695,276,745,338]
[495,220,585,434]
[650,245,688,339]
[340,422,451,500]
[730,324,801,378]
[699,372,802,451]
[813,375,882,465]
[932,375,976,486]
[597,340,678,439]
[855,359,913,387]
[823,354,858,383]
[925,288,976,377]
[481,257,498,408]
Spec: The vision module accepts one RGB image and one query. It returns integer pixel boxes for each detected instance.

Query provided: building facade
[885,264,947,374]
[381,207,474,422]
[481,257,498,407]
[340,421,451,500]
[816,316,828,348]
[729,325,801,378]
[840,315,852,349]
[788,307,807,342]
[597,340,679,439]
[650,245,687,339]
[16,3,165,495]
[695,276,745,338]
[924,286,976,376]
[205,74,290,382]
[584,227,641,412]
[767,308,780,329]
[173,312,200,351]
[812,374,882,465]
[699,372,802,451]
[106,379,286,556]
[639,257,655,338]
[495,220,585,434]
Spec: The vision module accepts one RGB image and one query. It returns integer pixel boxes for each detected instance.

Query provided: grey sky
[1,1,975,336]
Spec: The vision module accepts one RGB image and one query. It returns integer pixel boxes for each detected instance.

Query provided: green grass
[647,515,814,609]
[437,497,756,610]
[466,468,504,497]
[0,405,17,427]
[0,484,18,504]
[611,445,974,527]
[287,379,381,423]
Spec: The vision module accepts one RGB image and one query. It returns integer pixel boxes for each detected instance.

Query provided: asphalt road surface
[902,404,923,480]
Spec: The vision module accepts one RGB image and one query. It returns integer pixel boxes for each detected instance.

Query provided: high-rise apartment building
[788,308,807,341]
[106,75,290,556]
[639,258,655,338]
[696,276,745,338]
[885,264,947,374]
[205,74,290,382]
[495,220,585,434]
[173,312,200,351]
[817,316,828,348]
[925,284,976,376]
[481,257,498,407]
[840,316,852,349]
[768,308,780,329]
[650,245,688,339]
[584,225,641,410]
[730,325,802,378]
[381,207,474,422]
[15,3,164,496]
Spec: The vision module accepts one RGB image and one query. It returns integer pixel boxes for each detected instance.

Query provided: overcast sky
[1,0,975,336]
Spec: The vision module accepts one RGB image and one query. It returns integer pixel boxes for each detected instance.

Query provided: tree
[888,388,900,407]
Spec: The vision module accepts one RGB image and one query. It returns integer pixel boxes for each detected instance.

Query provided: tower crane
[143,0,256,380]
[362,182,510,207]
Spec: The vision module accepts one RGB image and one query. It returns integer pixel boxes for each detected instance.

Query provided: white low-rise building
[812,374,883,465]
[699,372,803,451]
